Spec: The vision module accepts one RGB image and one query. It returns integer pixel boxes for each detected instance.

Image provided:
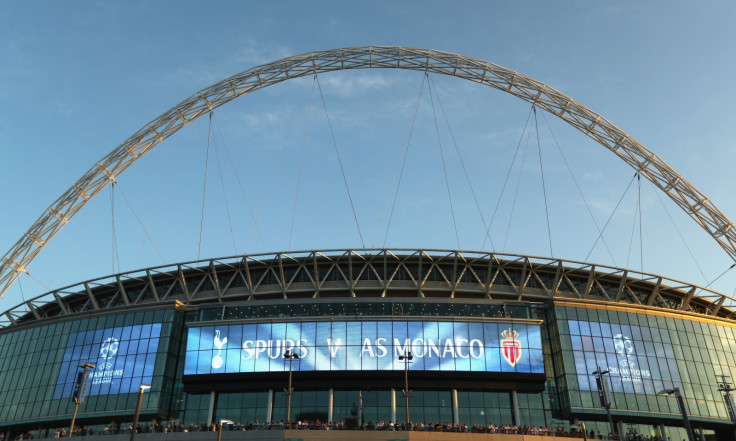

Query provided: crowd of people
[4,423,684,440]
[42,420,583,437]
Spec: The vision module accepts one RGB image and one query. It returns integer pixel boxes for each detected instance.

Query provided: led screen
[53,323,162,399]
[568,319,682,395]
[184,321,543,375]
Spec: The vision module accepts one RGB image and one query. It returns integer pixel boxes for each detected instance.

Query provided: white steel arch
[2,46,734,298]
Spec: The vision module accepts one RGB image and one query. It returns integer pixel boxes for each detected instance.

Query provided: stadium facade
[1,249,736,440]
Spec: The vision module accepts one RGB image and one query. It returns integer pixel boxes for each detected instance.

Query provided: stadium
[2,48,736,441]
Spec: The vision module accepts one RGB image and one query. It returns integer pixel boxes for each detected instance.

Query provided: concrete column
[659,423,667,439]
[328,388,334,423]
[391,388,397,424]
[207,391,216,425]
[266,389,274,423]
[511,390,520,426]
[452,389,459,425]
[616,421,625,439]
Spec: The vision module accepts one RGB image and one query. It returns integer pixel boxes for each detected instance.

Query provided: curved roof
[1,249,734,330]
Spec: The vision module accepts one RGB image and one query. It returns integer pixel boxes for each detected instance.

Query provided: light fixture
[656,387,694,441]
[131,384,152,441]
[591,366,615,438]
[68,361,95,438]
[217,419,233,441]
[284,349,300,424]
[571,422,588,441]
[398,350,413,424]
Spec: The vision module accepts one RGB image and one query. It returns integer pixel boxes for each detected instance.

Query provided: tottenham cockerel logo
[501,329,522,367]
[99,337,119,360]
[212,330,227,369]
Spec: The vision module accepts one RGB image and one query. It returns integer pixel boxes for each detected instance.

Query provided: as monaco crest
[501,329,522,367]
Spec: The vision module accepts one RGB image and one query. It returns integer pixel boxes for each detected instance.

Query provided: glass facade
[2,299,736,441]
[0,308,179,429]
[557,306,736,423]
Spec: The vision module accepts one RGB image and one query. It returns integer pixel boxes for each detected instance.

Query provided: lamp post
[717,375,736,423]
[571,422,588,441]
[69,361,95,438]
[130,384,151,441]
[398,350,413,425]
[657,387,695,441]
[217,419,233,441]
[592,366,616,438]
[283,349,300,424]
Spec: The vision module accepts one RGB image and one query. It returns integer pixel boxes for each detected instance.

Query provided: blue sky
[2,1,736,310]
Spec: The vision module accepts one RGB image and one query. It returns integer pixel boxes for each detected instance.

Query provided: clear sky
[2,1,736,311]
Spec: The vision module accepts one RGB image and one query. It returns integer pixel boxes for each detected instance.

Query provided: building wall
[2,299,736,440]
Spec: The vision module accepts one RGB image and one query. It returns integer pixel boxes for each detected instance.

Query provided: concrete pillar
[452,389,459,425]
[391,388,396,424]
[659,423,667,439]
[207,391,216,425]
[266,389,273,423]
[328,388,334,423]
[511,390,520,426]
[617,421,625,439]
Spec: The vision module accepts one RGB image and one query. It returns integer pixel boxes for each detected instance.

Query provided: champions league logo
[610,333,650,383]
[613,334,633,357]
[93,336,124,385]
[100,337,119,359]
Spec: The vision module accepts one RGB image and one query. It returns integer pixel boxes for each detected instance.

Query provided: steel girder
[1,46,734,297]
[1,249,734,330]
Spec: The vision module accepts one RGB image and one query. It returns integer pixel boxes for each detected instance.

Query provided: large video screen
[184,320,543,375]
[53,323,162,399]
[568,319,682,395]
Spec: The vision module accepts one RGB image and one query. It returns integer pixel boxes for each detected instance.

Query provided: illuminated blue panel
[54,323,162,399]
[568,319,682,395]
[184,320,544,375]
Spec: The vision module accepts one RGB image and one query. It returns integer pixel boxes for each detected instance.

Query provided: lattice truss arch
[2,249,734,329]
[1,46,735,297]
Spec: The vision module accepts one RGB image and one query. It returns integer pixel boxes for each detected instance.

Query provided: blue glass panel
[346,322,362,346]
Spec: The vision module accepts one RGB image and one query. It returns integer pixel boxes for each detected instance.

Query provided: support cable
[533,107,554,257]
[428,75,496,250]
[23,271,50,294]
[585,173,638,262]
[246,82,312,253]
[381,74,427,248]
[702,264,736,291]
[626,176,640,269]
[652,186,708,284]
[427,74,461,249]
[504,121,534,251]
[212,133,238,255]
[540,111,617,265]
[18,278,25,303]
[113,184,167,264]
[210,113,265,252]
[315,75,366,248]
[289,77,317,249]
[638,173,644,275]
[198,112,213,260]
[130,115,202,267]
[481,107,534,251]
[110,183,120,275]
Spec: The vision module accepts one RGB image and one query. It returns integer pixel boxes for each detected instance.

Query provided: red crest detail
[501,329,522,367]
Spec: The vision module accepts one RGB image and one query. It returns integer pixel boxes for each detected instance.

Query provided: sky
[1,1,736,312]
